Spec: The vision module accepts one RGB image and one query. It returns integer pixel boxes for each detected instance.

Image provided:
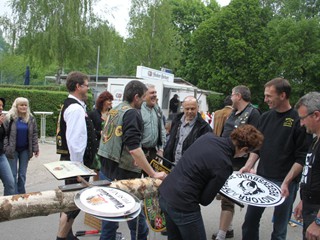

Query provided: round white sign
[75,187,138,217]
[220,172,285,207]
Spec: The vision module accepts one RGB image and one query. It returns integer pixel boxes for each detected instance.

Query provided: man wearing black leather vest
[56,71,95,240]
[213,85,260,240]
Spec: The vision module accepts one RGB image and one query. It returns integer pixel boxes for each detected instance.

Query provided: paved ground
[0,140,302,239]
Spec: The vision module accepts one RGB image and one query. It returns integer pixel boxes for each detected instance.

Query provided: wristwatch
[315,217,320,226]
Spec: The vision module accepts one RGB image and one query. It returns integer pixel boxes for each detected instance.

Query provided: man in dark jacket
[164,96,211,166]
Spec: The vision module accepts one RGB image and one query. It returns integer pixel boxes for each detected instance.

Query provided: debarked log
[0,177,161,222]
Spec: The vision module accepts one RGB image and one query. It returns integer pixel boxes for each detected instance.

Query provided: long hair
[6,97,33,123]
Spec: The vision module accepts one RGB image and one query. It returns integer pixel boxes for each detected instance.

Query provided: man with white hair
[141,84,166,162]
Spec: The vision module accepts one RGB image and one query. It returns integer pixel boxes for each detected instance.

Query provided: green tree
[267,17,320,101]
[7,0,96,82]
[127,0,181,72]
[0,30,9,54]
[0,54,26,84]
[189,0,273,106]
[169,0,218,81]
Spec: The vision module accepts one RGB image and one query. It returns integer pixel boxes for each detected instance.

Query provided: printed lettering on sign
[220,172,284,207]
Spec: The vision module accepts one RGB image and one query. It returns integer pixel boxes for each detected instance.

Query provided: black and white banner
[220,172,285,207]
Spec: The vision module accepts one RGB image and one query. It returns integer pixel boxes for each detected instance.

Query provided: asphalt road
[0,141,301,240]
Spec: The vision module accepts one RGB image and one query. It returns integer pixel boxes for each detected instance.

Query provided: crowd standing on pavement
[1,74,319,240]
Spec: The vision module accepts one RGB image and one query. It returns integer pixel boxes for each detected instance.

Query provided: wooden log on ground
[0,178,161,223]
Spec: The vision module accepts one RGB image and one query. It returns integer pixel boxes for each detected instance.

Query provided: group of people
[0,97,39,196]
[3,70,316,240]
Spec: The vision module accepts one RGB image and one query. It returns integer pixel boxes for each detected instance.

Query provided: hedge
[0,87,93,137]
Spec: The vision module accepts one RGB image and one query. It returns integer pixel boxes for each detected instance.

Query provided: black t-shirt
[256,108,312,181]
[301,137,320,194]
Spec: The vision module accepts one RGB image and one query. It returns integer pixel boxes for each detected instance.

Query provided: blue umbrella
[24,66,30,85]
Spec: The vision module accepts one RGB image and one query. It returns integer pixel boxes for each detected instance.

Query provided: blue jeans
[98,171,149,240]
[159,195,206,240]
[242,179,298,240]
[99,211,149,240]
[8,149,29,194]
[302,202,320,240]
[0,154,15,195]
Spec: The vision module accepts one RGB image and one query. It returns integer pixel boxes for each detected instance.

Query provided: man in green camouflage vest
[97,80,166,240]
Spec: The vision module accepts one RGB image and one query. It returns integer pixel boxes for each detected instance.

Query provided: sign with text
[220,172,284,207]
[136,66,174,82]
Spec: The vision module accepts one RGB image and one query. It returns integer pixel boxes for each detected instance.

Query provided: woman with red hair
[88,91,113,180]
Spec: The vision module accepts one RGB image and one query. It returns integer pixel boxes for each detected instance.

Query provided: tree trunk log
[0,178,161,222]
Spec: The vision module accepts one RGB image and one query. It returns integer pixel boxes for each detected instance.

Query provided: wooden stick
[0,178,162,222]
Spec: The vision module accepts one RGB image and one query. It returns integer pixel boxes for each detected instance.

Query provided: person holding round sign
[159,125,264,240]
[294,92,320,240]
[240,78,312,240]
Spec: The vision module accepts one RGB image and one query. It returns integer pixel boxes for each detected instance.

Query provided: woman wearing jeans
[4,97,39,194]
[0,98,15,195]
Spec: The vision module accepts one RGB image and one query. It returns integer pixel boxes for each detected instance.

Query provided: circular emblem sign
[220,172,285,207]
[75,187,139,217]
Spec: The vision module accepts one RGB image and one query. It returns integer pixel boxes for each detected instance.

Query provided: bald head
[182,96,199,122]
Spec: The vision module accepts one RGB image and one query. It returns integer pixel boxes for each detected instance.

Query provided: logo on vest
[115,126,123,137]
[220,172,284,207]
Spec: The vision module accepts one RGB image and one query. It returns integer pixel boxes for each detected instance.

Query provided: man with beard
[97,80,167,240]
[141,84,166,162]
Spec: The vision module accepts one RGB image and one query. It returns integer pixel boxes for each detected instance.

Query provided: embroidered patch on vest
[121,106,130,110]
[115,126,123,137]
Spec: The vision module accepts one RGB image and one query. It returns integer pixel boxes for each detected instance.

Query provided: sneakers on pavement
[212,230,234,239]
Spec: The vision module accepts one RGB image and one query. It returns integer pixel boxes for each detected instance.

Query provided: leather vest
[98,101,141,173]
[56,98,98,167]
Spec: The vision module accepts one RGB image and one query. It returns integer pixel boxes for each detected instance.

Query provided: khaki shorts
[221,196,235,213]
